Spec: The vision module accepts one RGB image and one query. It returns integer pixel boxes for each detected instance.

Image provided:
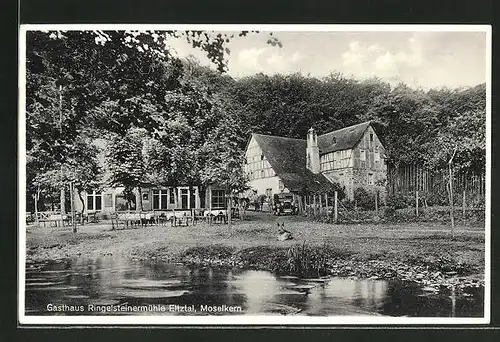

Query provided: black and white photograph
[18,25,491,325]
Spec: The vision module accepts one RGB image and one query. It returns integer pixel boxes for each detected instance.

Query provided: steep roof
[317,121,371,154]
[251,133,337,194]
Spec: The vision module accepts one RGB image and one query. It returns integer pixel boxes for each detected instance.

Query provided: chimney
[306,127,320,174]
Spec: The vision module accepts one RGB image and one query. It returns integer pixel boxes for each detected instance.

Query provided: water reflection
[25,257,483,317]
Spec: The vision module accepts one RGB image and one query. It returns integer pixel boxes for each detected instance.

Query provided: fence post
[313,194,317,216]
[415,190,419,217]
[462,190,466,217]
[325,193,329,215]
[448,149,457,239]
[374,190,378,215]
[334,191,338,223]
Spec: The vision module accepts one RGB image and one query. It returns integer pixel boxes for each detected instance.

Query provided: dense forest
[25,31,486,211]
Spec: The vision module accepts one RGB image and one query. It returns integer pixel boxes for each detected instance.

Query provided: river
[25,257,483,317]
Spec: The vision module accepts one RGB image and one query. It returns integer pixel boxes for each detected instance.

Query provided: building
[243,121,387,201]
[74,184,228,217]
[72,140,229,216]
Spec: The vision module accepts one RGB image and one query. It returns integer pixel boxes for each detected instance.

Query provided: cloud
[238,47,267,68]
[375,52,398,72]
[266,53,284,67]
[342,41,364,69]
[230,48,305,76]
[290,51,303,63]
[341,37,426,85]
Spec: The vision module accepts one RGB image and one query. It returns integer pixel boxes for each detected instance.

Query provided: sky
[166,30,488,90]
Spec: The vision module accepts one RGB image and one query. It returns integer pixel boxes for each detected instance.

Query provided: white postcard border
[18,24,492,326]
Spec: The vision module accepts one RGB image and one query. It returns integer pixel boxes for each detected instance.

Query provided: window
[374,152,380,162]
[87,191,102,211]
[278,180,284,190]
[169,188,175,204]
[180,189,189,209]
[332,137,337,144]
[260,154,264,160]
[320,152,335,171]
[211,190,226,209]
[359,149,366,161]
[153,189,169,209]
[370,133,374,142]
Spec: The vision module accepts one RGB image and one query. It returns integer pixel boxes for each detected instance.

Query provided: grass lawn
[25,211,485,277]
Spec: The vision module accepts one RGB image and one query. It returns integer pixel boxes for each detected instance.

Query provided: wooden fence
[387,164,485,202]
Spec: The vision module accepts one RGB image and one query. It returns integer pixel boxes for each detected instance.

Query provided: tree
[26,30,279,214]
[105,129,148,210]
[426,108,486,173]
[30,135,102,218]
[366,84,441,165]
[200,109,248,226]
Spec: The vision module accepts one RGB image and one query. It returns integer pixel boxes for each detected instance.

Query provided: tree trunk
[227,189,232,228]
[208,184,212,225]
[137,186,143,211]
[238,193,244,221]
[60,185,66,227]
[34,189,39,226]
[172,186,177,221]
[70,182,77,233]
[77,189,85,224]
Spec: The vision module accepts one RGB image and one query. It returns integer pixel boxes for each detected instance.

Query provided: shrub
[386,193,411,209]
[425,191,448,206]
[353,187,376,211]
[283,242,330,278]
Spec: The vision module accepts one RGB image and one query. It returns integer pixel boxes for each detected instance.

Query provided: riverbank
[25,212,485,294]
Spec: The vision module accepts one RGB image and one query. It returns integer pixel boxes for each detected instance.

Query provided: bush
[425,191,448,206]
[353,187,376,211]
[386,192,415,209]
[283,243,330,278]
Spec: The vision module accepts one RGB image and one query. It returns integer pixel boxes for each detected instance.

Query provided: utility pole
[59,84,66,227]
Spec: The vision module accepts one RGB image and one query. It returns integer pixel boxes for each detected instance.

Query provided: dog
[277,222,293,241]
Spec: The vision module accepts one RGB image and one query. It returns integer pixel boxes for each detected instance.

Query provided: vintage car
[273,193,297,216]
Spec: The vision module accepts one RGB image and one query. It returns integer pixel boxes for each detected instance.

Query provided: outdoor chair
[212,212,228,224]
[171,212,194,227]
[140,212,156,226]
[156,212,170,226]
